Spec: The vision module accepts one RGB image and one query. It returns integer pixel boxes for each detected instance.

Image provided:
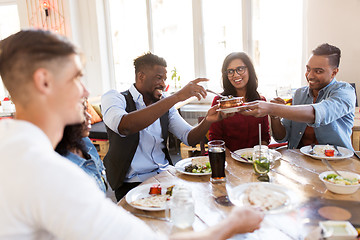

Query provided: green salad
[185,162,211,173]
[323,173,360,185]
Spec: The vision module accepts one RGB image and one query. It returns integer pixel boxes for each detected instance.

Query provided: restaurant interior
[1,0,360,239]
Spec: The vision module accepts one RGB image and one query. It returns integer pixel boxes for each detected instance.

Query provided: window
[107,0,244,93]
[106,0,303,99]
[0,1,20,99]
[252,0,303,98]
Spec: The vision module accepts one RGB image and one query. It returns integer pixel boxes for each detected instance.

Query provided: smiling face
[138,64,167,104]
[305,55,338,95]
[226,58,249,91]
[50,54,89,125]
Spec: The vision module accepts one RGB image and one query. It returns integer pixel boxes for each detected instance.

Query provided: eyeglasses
[226,66,247,77]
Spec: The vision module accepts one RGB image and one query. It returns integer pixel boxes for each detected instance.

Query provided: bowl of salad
[319,171,360,194]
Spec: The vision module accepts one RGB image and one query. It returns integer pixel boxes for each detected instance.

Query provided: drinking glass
[253,145,270,181]
[208,140,226,183]
[276,85,293,105]
[166,185,195,229]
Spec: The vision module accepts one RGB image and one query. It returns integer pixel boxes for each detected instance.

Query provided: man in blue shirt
[238,43,356,150]
[102,52,225,200]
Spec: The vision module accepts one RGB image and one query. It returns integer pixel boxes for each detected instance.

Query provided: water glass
[166,185,195,229]
[208,140,226,183]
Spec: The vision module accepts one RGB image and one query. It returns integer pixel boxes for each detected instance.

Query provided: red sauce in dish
[149,184,162,195]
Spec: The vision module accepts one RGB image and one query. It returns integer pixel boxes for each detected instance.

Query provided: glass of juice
[208,140,226,183]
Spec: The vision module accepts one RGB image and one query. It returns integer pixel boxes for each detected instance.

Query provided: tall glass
[253,145,270,181]
[208,140,226,183]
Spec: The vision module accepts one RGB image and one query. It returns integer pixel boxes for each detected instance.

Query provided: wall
[305,0,360,102]
[16,0,111,98]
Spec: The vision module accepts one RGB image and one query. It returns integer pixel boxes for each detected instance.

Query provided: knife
[230,150,251,162]
[129,212,169,221]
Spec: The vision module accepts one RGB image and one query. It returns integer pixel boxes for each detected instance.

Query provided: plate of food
[231,148,282,164]
[175,156,212,176]
[216,106,242,114]
[300,145,353,160]
[216,96,244,114]
[228,182,299,214]
[126,183,175,211]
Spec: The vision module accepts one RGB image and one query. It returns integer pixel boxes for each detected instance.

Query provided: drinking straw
[259,123,261,158]
[259,123,261,147]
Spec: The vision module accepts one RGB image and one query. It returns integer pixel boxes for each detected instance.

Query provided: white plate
[300,145,353,160]
[126,183,174,211]
[228,182,299,214]
[175,156,227,176]
[231,148,282,164]
[175,156,211,176]
[216,106,242,114]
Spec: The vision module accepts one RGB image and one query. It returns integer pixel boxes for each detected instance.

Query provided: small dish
[319,221,358,240]
[319,171,360,194]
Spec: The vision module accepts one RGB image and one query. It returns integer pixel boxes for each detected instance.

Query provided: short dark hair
[221,52,261,102]
[0,29,78,101]
[312,43,341,68]
[133,52,167,73]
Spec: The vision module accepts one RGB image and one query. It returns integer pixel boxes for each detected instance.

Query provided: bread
[244,184,288,211]
[131,194,169,208]
[191,156,209,167]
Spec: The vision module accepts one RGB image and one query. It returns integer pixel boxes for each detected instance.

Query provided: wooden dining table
[118,149,360,239]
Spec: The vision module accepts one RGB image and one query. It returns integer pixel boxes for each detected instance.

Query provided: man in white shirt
[0,29,263,239]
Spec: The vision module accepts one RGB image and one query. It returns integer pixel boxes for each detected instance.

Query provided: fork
[308,144,315,155]
[321,158,344,178]
[206,89,228,99]
[333,145,342,157]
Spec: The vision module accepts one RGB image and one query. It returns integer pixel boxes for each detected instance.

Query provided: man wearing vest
[102,52,225,201]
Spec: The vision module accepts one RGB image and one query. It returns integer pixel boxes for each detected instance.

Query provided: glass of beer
[276,85,293,105]
[208,140,226,183]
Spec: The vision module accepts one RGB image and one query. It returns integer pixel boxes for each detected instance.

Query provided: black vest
[103,90,172,190]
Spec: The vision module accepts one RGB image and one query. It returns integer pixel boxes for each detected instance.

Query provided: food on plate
[314,144,336,157]
[131,184,174,208]
[240,152,253,161]
[166,185,175,196]
[323,173,360,185]
[244,184,288,211]
[324,149,335,157]
[184,156,211,173]
[131,194,169,208]
[218,96,244,109]
[149,184,162,195]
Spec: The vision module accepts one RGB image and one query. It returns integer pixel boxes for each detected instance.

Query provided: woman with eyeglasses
[209,52,270,151]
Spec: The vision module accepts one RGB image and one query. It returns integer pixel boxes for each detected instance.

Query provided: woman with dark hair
[55,110,107,193]
[209,52,270,151]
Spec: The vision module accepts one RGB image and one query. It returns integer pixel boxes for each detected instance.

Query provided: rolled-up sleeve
[168,107,193,146]
[101,90,127,135]
[309,84,355,128]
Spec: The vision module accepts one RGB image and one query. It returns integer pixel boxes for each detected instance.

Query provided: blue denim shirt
[281,78,356,149]
[64,137,107,193]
